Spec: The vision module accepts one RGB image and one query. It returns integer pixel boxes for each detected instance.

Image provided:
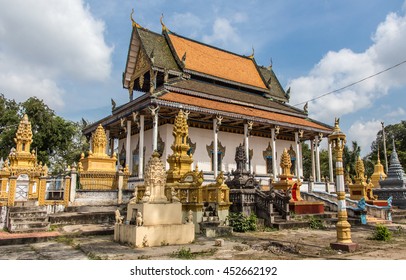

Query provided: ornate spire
[355,156,365,182]
[280,148,292,176]
[143,151,168,203]
[91,124,108,156]
[15,114,33,154]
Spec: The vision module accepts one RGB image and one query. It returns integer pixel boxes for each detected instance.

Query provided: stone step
[64,205,124,213]
[9,211,47,219]
[9,206,47,212]
[9,221,50,233]
[49,211,116,225]
[9,216,48,223]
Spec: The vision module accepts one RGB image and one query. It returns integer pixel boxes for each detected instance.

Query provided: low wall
[71,190,118,206]
[0,206,7,229]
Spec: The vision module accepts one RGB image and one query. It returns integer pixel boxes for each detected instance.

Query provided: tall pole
[329,118,357,252]
[381,122,388,174]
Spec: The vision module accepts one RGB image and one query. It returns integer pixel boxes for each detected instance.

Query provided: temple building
[83,14,333,189]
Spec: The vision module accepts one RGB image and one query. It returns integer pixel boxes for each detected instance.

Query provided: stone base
[127,202,182,225]
[330,242,358,252]
[289,201,324,214]
[366,200,388,207]
[114,223,195,247]
[199,222,233,237]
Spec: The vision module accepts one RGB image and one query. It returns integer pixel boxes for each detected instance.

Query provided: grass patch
[171,247,194,260]
[308,217,325,230]
[87,252,106,260]
[228,213,257,232]
[370,224,392,241]
[55,236,75,246]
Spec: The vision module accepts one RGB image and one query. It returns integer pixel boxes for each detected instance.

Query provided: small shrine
[78,124,129,190]
[227,143,258,216]
[272,148,324,214]
[374,140,406,208]
[0,115,48,206]
[370,150,387,188]
[114,151,195,247]
[226,144,258,189]
[132,110,231,231]
[348,157,387,206]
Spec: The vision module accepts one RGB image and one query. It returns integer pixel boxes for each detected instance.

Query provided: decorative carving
[167,110,193,183]
[136,212,143,226]
[280,148,292,176]
[115,209,124,224]
[130,8,141,28]
[225,144,258,189]
[91,125,108,156]
[171,187,180,202]
[143,151,167,203]
[187,210,193,224]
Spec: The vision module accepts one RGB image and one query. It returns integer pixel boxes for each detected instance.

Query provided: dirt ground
[1,223,406,260]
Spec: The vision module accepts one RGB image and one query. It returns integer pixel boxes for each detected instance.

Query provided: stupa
[374,140,406,208]
[370,149,387,188]
[114,151,195,247]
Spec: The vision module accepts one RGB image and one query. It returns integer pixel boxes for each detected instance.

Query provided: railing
[270,189,290,220]
[255,189,274,224]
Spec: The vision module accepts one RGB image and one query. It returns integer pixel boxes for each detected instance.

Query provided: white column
[311,139,316,181]
[271,128,277,180]
[299,140,303,178]
[328,142,334,183]
[294,132,301,179]
[244,123,249,171]
[150,107,159,152]
[126,120,132,170]
[105,129,110,155]
[213,118,218,178]
[315,135,321,182]
[138,115,145,179]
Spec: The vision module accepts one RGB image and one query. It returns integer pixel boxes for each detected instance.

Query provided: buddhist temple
[82,12,333,197]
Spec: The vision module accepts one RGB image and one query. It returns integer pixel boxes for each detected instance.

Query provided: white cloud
[385,107,406,118]
[348,120,382,156]
[0,0,112,109]
[169,12,204,38]
[202,17,250,53]
[288,7,406,123]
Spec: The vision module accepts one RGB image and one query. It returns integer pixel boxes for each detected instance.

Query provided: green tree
[365,121,406,176]
[0,95,88,174]
[343,141,361,181]
[0,94,20,160]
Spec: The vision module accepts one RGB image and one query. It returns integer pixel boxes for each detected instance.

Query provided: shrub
[372,224,392,241]
[309,216,325,230]
[228,212,258,232]
[171,247,194,259]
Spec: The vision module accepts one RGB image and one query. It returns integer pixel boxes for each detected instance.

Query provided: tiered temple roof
[84,15,332,139]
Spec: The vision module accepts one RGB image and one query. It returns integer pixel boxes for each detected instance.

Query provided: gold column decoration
[328,118,358,252]
[166,110,193,183]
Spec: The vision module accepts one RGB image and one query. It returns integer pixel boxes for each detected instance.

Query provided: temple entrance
[15,174,29,202]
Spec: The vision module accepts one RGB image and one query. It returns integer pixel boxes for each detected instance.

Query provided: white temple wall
[123,124,297,177]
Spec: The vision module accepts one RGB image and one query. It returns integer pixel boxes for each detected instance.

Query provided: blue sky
[1,0,406,155]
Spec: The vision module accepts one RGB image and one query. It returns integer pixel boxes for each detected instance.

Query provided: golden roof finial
[248,47,255,59]
[355,156,365,181]
[160,13,169,32]
[130,8,141,28]
[377,146,381,163]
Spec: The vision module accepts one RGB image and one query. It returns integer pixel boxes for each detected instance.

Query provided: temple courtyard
[1,222,406,260]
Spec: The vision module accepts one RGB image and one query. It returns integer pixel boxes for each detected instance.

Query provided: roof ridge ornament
[160,13,169,33]
[130,9,141,28]
[248,47,255,59]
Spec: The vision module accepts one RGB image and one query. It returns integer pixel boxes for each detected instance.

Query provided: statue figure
[115,209,124,224]
[188,210,194,224]
[171,187,180,202]
[357,198,366,211]
[136,212,143,226]
[129,187,138,204]
[142,235,149,247]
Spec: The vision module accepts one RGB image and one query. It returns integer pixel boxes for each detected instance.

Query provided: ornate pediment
[129,48,151,92]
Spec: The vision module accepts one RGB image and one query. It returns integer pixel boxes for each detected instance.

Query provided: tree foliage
[364,121,406,177]
[0,95,88,174]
